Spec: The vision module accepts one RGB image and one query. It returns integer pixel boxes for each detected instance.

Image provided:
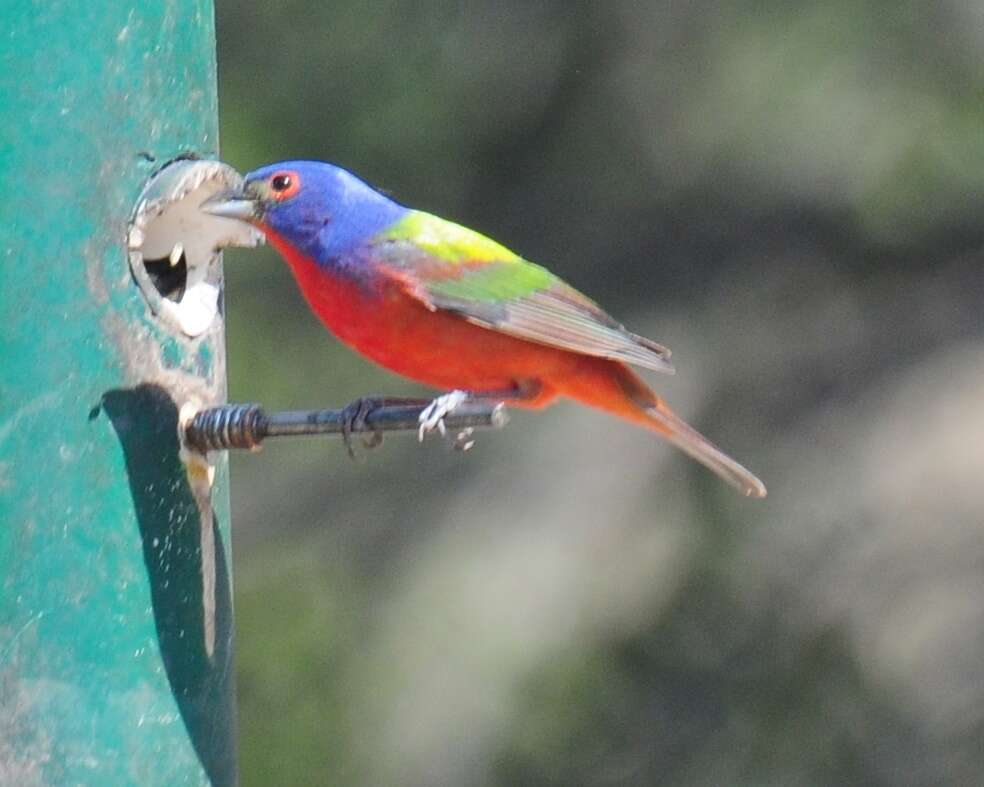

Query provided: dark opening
[143,253,188,302]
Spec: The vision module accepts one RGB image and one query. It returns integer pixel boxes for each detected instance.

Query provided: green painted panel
[0,2,235,784]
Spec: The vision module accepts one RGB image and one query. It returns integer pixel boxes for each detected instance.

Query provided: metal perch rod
[184,400,509,453]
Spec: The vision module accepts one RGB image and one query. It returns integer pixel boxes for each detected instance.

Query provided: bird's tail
[558,359,767,498]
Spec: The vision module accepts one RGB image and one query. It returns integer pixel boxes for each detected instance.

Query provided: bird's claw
[418,390,469,442]
[340,397,385,459]
[452,427,476,452]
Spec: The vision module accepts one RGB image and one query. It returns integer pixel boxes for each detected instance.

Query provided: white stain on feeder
[128,159,263,337]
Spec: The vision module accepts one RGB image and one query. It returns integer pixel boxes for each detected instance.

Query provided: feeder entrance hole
[128,158,262,337]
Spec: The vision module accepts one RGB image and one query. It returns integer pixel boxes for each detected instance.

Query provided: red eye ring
[268,170,301,200]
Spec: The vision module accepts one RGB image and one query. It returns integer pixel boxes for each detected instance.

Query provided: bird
[202,160,766,497]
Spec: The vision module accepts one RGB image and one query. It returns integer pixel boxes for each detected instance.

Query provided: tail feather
[557,359,767,498]
[644,398,767,498]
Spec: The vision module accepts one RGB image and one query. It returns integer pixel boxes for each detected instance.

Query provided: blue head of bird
[203,160,406,260]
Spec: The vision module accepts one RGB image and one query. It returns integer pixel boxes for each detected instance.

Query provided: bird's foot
[339,397,387,459]
[417,390,469,442]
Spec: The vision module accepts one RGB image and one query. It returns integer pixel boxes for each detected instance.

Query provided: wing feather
[371,212,674,374]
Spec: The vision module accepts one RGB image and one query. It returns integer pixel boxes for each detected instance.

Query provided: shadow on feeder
[96,384,236,786]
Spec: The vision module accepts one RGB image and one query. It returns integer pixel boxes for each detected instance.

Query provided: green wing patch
[424,258,556,303]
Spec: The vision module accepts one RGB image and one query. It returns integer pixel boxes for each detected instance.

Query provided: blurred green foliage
[215,1,984,784]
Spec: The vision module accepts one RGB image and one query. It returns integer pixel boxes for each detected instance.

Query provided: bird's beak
[200,188,261,222]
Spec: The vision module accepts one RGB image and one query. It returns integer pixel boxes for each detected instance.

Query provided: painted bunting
[203,161,765,497]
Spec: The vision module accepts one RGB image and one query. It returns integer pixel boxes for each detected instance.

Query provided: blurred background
[213,2,984,784]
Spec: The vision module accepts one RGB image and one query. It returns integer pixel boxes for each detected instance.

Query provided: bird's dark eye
[266,170,301,201]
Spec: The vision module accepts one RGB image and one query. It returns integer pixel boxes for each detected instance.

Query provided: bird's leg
[340,396,432,459]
